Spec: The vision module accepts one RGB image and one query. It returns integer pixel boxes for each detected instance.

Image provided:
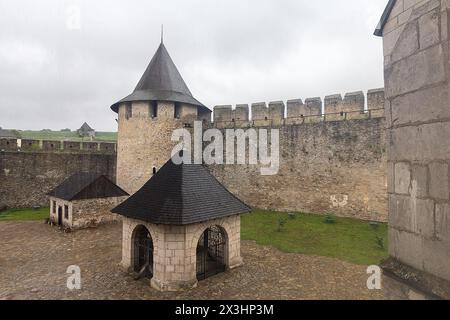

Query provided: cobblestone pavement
[0,221,385,300]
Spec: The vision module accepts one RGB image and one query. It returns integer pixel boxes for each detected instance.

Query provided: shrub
[277,216,288,232]
[324,213,337,224]
[375,235,385,250]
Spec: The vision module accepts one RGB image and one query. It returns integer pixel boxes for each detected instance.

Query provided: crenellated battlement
[212,88,385,128]
[0,138,116,154]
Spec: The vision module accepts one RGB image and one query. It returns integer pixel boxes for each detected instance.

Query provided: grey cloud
[0,0,387,131]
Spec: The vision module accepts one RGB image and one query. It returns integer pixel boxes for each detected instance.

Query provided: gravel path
[0,221,385,300]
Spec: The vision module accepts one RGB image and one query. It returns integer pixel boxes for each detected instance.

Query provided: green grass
[241,210,388,265]
[18,130,117,142]
[1,207,388,265]
[0,207,49,221]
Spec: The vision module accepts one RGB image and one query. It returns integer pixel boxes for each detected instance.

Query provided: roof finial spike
[161,24,164,44]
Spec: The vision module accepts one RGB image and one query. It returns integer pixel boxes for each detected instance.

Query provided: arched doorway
[196,226,227,281]
[133,225,154,279]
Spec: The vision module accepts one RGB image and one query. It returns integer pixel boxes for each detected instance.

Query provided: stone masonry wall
[71,197,126,229]
[117,101,193,195]
[121,215,241,291]
[209,117,387,222]
[213,89,385,128]
[49,196,125,230]
[49,196,71,226]
[115,90,387,222]
[382,0,450,290]
[0,150,116,208]
[209,89,387,221]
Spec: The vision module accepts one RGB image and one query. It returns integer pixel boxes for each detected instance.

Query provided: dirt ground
[0,221,385,300]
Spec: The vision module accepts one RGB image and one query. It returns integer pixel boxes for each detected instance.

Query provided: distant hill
[17,130,117,142]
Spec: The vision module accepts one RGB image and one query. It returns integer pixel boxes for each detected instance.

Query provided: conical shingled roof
[111,158,251,225]
[111,43,209,113]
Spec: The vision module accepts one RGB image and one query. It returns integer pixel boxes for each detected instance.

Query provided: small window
[264,116,268,121]
[125,103,132,120]
[174,103,181,119]
[150,101,158,118]
[152,167,157,175]
[64,205,69,219]
[340,111,344,116]
[52,201,56,214]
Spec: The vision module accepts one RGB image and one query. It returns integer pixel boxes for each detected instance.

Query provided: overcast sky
[0,0,387,131]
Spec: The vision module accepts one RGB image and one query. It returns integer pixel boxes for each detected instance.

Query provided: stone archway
[195,225,228,281]
[131,225,154,279]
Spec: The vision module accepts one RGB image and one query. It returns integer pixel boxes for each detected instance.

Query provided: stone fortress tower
[110,40,211,194]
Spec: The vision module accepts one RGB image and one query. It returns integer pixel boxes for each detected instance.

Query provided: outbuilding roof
[111,157,252,225]
[374,0,397,36]
[110,42,210,114]
[48,172,129,201]
[79,122,94,131]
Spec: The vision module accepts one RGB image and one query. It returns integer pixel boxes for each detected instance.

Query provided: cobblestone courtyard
[0,221,385,300]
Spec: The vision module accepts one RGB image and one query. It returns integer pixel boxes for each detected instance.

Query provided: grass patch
[1,208,387,265]
[0,207,49,222]
[241,210,388,265]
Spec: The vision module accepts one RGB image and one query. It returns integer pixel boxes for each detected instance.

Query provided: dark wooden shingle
[48,172,129,201]
[110,43,209,114]
[111,159,251,225]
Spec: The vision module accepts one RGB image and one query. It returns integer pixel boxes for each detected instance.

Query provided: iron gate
[196,226,226,281]
[133,226,153,278]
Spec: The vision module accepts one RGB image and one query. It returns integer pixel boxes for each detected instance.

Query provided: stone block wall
[0,138,17,151]
[177,104,198,122]
[381,0,450,299]
[99,142,116,152]
[209,117,387,221]
[121,214,242,291]
[49,196,71,226]
[49,196,125,230]
[117,101,185,195]
[287,98,322,125]
[367,88,386,118]
[21,139,41,151]
[70,197,126,229]
[0,152,116,208]
[324,92,366,121]
[42,140,61,151]
[113,90,387,222]
[82,142,99,152]
[63,141,81,151]
[0,139,116,154]
[268,101,285,126]
[234,104,249,122]
[214,89,384,128]
[251,102,269,127]
[206,89,387,221]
